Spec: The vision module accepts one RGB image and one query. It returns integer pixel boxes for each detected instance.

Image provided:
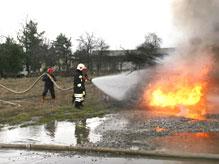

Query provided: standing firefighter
[73,63,89,109]
[81,67,90,99]
[42,67,56,101]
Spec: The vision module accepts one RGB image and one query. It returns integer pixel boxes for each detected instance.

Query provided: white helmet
[77,63,87,71]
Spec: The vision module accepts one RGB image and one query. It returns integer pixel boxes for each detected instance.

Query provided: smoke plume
[172,0,219,47]
[168,0,219,84]
[139,0,219,114]
[93,0,219,110]
[153,0,219,81]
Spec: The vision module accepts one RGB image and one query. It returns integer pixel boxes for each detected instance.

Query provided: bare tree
[95,39,109,74]
[76,33,108,72]
[77,32,98,54]
[126,33,162,69]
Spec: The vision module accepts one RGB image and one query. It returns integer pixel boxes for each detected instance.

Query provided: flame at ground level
[141,48,215,120]
[149,83,203,107]
[143,78,207,119]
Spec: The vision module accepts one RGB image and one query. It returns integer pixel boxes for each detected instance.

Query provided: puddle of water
[150,132,219,154]
[0,116,107,145]
[86,117,107,143]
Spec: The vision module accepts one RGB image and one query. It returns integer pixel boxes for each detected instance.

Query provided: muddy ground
[93,108,219,154]
[2,149,218,164]
[0,76,219,158]
[0,108,219,163]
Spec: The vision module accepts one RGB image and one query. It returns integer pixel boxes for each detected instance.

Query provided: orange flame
[149,83,203,108]
[143,72,208,120]
[154,127,166,132]
[195,132,209,138]
[142,49,214,120]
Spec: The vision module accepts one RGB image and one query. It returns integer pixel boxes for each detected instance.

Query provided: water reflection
[44,121,57,137]
[0,116,107,145]
[75,120,89,145]
[150,132,219,154]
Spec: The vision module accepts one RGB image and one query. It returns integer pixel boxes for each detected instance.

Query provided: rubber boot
[75,101,81,109]
[72,95,75,105]
[42,96,45,102]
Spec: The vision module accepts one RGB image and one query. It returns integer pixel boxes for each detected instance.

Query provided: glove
[77,83,82,87]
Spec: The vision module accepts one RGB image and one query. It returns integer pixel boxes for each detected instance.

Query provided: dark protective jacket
[73,69,84,94]
[82,74,88,91]
[42,74,56,88]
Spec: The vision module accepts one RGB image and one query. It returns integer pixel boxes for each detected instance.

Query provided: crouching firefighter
[42,67,56,101]
[73,63,88,109]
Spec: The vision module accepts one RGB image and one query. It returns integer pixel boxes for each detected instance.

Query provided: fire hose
[0,99,21,107]
[0,143,219,161]
[0,73,73,106]
[46,73,73,91]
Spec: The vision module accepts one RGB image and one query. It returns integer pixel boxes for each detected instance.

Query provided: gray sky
[0,0,180,50]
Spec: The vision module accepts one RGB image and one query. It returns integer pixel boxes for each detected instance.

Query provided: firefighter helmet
[47,67,54,74]
[77,63,87,71]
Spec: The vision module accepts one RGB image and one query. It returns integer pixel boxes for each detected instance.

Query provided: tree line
[0,19,163,77]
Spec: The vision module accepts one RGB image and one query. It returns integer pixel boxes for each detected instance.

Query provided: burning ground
[1,73,219,155]
[140,47,215,120]
[138,0,219,120]
[94,108,219,154]
[0,0,219,157]
[0,74,219,155]
[92,0,219,154]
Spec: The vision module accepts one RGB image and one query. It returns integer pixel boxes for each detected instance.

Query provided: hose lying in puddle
[0,143,218,161]
[0,73,73,106]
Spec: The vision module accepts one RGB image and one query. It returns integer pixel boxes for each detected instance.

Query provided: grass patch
[5,113,31,125]
[0,77,118,126]
[38,105,109,124]
[0,103,112,126]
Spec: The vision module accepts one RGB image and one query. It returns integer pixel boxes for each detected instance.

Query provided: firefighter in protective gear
[73,63,89,108]
[42,67,56,100]
[81,67,90,99]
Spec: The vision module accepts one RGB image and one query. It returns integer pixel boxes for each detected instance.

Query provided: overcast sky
[0,0,180,50]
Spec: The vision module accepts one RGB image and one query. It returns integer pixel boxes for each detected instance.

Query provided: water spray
[92,69,151,101]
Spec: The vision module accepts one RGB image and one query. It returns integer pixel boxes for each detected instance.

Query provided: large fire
[149,82,203,108]
[144,77,206,119]
[143,51,213,120]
